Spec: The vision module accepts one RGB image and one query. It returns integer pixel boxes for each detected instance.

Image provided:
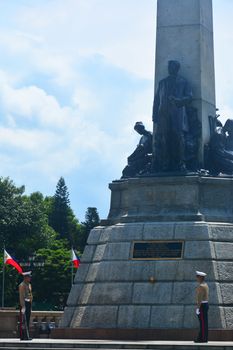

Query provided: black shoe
[194,339,200,343]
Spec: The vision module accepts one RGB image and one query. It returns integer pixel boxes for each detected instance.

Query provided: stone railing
[0,308,63,338]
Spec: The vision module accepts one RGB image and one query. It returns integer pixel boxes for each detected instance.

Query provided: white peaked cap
[196,271,207,277]
[22,271,32,276]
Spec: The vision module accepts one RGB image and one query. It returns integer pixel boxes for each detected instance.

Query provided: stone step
[0,348,218,350]
[0,340,233,350]
[0,348,77,350]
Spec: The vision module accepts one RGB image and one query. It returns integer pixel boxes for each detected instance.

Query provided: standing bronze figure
[152,60,193,172]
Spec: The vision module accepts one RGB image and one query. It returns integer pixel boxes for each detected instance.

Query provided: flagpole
[71,248,74,288]
[1,246,5,308]
[71,263,74,287]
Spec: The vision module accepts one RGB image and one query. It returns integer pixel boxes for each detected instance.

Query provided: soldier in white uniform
[194,271,209,343]
[19,271,33,340]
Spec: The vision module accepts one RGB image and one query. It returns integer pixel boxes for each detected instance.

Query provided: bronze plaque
[132,241,184,260]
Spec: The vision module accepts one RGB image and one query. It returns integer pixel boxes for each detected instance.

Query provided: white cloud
[0,84,72,127]
[1,0,156,82]
[1,0,231,114]
[0,127,56,153]
[0,77,140,184]
[0,0,233,220]
[72,88,99,112]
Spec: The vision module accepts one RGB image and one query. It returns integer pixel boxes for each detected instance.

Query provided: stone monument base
[58,176,233,340]
[52,328,233,341]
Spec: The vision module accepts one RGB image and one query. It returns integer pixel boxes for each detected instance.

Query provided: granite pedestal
[57,176,233,340]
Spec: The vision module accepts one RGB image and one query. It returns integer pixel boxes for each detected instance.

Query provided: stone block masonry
[61,208,233,330]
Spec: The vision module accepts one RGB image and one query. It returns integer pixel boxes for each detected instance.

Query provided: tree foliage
[0,176,99,310]
[48,177,70,239]
[0,178,51,258]
[78,207,101,252]
[48,177,83,247]
[32,245,73,310]
[83,207,100,232]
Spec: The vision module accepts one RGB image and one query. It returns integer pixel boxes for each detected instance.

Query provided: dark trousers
[197,303,209,342]
[154,129,185,171]
[20,301,32,339]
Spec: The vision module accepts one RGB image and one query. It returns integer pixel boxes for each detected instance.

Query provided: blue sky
[0,0,232,221]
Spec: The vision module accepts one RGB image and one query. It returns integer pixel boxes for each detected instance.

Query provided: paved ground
[1,339,233,349]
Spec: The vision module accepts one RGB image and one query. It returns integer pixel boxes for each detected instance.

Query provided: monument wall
[60,176,233,334]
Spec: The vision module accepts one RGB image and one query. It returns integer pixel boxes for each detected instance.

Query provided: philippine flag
[4,249,23,274]
[72,249,80,269]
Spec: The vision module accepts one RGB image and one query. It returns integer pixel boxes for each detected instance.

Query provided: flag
[4,249,23,274]
[72,249,80,268]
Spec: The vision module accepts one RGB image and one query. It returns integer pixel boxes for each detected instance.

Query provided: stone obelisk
[154,0,216,162]
[55,0,233,341]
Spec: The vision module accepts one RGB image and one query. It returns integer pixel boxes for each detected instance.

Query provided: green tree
[0,176,100,309]
[0,240,78,310]
[79,207,100,252]
[48,177,83,248]
[0,178,51,259]
[0,177,25,251]
[0,178,59,307]
[32,243,73,310]
[83,207,100,232]
[67,208,84,249]
[0,259,22,307]
[49,177,70,240]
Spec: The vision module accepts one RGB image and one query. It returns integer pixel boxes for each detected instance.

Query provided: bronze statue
[185,106,202,172]
[207,117,233,175]
[152,60,193,172]
[122,122,152,178]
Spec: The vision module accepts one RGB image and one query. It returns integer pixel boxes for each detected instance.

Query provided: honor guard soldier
[194,271,209,343]
[19,271,33,340]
